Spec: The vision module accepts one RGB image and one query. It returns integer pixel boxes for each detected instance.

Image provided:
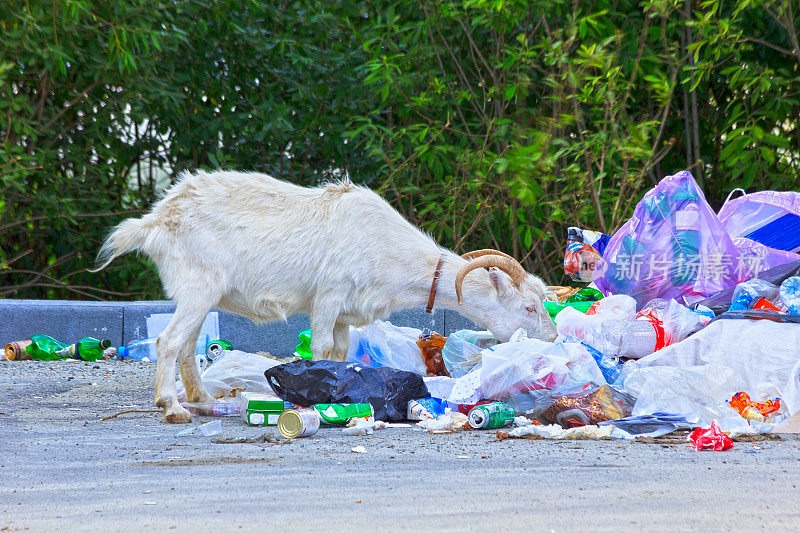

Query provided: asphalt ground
[2,359,800,532]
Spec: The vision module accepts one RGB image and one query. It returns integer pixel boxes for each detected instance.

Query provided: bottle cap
[118,346,128,359]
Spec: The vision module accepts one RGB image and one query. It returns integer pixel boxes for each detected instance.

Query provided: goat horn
[461,249,517,262]
[455,255,528,306]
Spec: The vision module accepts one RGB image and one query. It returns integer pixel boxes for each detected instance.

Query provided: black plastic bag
[264,360,430,421]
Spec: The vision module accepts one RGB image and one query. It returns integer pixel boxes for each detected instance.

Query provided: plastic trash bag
[596,170,741,307]
[441,330,497,378]
[346,320,427,375]
[176,350,283,401]
[480,337,606,412]
[718,189,800,270]
[264,359,429,421]
[617,318,800,429]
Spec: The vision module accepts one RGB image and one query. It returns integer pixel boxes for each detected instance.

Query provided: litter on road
[5,170,800,454]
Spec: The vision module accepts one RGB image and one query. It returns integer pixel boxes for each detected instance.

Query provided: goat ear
[488,267,514,298]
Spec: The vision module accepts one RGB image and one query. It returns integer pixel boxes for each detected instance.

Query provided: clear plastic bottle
[118,338,158,361]
[118,335,210,362]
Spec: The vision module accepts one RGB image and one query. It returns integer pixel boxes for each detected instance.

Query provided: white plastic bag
[441,330,497,378]
[176,349,283,401]
[345,320,427,375]
[618,319,800,430]
[480,339,606,412]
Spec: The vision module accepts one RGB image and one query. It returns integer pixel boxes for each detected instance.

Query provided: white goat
[94,170,557,422]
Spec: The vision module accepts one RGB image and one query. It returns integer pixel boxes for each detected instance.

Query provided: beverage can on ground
[313,403,374,425]
[5,340,32,361]
[468,402,516,429]
[278,408,320,438]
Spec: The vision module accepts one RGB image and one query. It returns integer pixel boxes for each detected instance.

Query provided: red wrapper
[688,421,733,451]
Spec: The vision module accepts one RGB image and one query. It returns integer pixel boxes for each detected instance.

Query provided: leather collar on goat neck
[426,254,447,314]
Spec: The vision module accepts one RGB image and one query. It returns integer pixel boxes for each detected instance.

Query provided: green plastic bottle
[294,329,313,360]
[565,287,604,303]
[27,334,111,361]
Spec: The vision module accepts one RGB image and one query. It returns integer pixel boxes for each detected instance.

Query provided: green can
[313,403,374,425]
[468,402,516,429]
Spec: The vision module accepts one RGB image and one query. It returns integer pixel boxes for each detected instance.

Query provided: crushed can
[278,408,320,438]
[468,402,515,429]
[313,403,373,425]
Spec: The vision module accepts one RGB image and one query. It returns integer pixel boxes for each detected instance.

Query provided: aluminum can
[468,402,515,429]
[278,408,320,438]
[5,340,32,361]
[313,403,374,425]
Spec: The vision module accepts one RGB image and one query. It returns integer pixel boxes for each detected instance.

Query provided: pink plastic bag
[595,171,742,307]
[688,420,733,451]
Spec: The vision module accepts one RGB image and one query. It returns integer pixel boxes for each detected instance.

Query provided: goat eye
[526,305,536,313]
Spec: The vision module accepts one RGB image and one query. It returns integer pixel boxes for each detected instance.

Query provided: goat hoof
[162,404,192,423]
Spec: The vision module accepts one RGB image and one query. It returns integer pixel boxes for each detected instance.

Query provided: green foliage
[1,0,799,297]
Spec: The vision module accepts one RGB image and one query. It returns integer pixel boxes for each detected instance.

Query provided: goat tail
[88,217,152,273]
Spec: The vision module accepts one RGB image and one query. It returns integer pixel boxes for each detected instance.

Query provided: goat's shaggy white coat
[96,170,556,422]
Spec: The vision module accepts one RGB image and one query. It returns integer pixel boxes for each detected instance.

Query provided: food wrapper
[688,420,733,451]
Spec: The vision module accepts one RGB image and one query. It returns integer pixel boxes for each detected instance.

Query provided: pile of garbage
[170,170,800,446]
[5,170,800,450]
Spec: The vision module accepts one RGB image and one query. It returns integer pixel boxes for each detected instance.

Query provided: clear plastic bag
[345,320,427,375]
[441,330,497,378]
[176,349,283,401]
[480,339,606,412]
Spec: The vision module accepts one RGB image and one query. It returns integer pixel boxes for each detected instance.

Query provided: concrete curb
[0,299,478,355]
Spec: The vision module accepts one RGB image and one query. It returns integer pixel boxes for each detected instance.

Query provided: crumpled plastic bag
[264,359,429,421]
[441,330,496,378]
[346,320,427,375]
[480,332,607,412]
[688,420,733,451]
[176,350,283,401]
[617,318,800,433]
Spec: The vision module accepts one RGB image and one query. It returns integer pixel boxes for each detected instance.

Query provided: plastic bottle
[182,401,241,416]
[599,319,658,359]
[294,329,313,360]
[118,338,159,361]
[54,337,111,361]
[779,276,800,314]
[26,334,111,361]
[118,334,210,362]
[565,287,604,303]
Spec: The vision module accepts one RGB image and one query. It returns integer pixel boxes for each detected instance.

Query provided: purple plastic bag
[718,190,800,271]
[595,171,742,307]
